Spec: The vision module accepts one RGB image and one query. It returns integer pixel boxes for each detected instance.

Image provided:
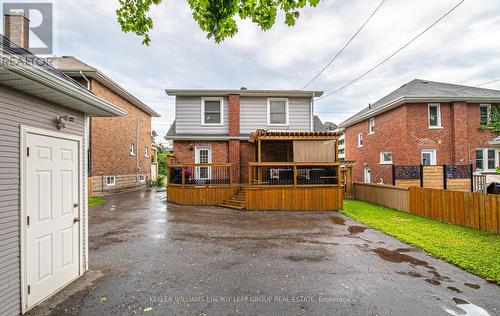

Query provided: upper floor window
[428,103,441,128]
[267,98,289,126]
[129,143,135,156]
[369,117,375,134]
[338,138,345,145]
[201,97,223,125]
[144,147,149,157]
[357,132,363,147]
[480,104,491,125]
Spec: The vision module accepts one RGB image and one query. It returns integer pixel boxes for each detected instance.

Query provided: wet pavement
[30,189,499,315]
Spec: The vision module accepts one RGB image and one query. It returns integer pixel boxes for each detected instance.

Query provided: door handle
[73,217,80,223]
[73,202,79,208]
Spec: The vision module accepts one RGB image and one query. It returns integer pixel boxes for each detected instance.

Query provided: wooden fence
[353,182,500,234]
[353,183,409,212]
[409,187,499,233]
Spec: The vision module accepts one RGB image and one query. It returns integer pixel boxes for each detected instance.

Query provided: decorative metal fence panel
[392,164,472,192]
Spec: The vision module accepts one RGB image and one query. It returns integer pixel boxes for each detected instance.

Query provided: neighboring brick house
[339,79,500,184]
[52,57,160,193]
[165,88,328,183]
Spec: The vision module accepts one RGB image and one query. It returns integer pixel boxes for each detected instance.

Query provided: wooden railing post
[181,167,185,187]
[229,164,233,186]
[443,164,447,190]
[293,163,297,188]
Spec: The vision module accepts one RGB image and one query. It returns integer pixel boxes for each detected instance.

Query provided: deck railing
[167,163,233,186]
[248,162,340,187]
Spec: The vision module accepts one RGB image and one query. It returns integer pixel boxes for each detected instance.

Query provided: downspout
[310,93,315,131]
[136,109,140,183]
[79,71,91,90]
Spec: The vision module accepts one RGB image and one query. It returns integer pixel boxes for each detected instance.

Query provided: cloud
[54,0,500,132]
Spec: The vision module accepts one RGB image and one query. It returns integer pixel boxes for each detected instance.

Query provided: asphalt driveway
[30,189,499,315]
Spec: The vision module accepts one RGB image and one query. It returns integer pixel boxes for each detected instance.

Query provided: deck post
[257,140,262,162]
[181,167,185,187]
[229,164,233,185]
[293,163,297,187]
[248,166,252,185]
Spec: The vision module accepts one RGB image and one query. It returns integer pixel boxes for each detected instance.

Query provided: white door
[364,166,371,183]
[422,149,437,165]
[25,132,80,309]
[195,146,212,180]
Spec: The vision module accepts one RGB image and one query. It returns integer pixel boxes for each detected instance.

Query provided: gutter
[2,53,127,116]
[165,135,250,141]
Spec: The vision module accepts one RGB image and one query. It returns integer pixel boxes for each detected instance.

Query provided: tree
[116,0,321,45]
[483,106,500,134]
[323,121,337,131]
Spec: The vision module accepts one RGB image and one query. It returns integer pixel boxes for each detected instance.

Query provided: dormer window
[201,97,223,125]
[267,98,289,126]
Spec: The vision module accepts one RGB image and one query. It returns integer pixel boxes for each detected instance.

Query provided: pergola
[248,129,343,163]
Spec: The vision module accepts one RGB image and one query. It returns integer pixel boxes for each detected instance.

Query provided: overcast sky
[45,0,500,141]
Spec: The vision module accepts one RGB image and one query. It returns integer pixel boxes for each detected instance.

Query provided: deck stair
[217,187,247,210]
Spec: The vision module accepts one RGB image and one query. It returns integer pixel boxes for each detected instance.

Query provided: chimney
[4,11,30,49]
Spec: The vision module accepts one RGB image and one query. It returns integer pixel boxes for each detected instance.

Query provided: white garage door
[25,132,81,309]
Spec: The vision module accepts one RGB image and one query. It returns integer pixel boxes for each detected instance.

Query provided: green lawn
[341,200,500,284]
[88,196,105,207]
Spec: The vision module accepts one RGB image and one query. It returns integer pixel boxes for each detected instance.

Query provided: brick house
[165,88,329,184]
[51,57,160,193]
[339,79,500,185]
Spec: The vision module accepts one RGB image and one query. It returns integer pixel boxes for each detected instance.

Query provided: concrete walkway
[29,189,499,315]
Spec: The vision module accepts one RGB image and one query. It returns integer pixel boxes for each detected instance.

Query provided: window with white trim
[369,117,375,134]
[476,148,498,171]
[202,97,223,125]
[267,98,288,125]
[139,175,145,182]
[428,104,441,128]
[129,143,135,156]
[144,147,149,157]
[357,132,363,147]
[421,149,437,166]
[480,104,491,125]
[106,176,116,186]
[380,152,393,164]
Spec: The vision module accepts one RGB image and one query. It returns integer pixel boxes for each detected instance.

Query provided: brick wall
[89,79,152,184]
[173,141,229,163]
[345,102,499,184]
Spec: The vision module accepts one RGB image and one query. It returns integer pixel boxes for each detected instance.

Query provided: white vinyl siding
[175,96,229,134]
[0,85,86,316]
[240,97,311,134]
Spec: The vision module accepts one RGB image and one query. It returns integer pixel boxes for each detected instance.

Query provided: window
[338,138,344,145]
[380,152,393,164]
[138,175,145,182]
[364,166,371,183]
[369,117,375,134]
[480,104,491,125]
[338,148,345,155]
[106,176,116,186]
[144,147,149,157]
[428,104,441,128]
[476,148,498,171]
[357,132,363,147]
[129,143,135,156]
[267,98,288,125]
[201,97,223,125]
[421,149,437,166]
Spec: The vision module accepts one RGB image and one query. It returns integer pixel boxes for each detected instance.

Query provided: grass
[341,199,500,284]
[88,196,105,207]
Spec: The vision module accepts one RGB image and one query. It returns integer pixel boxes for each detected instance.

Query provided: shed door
[25,132,80,309]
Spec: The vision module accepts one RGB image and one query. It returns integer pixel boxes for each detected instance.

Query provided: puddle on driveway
[284,255,327,262]
[396,271,424,278]
[443,298,491,316]
[464,282,480,289]
[347,226,366,235]
[425,278,441,285]
[372,248,429,267]
[447,286,462,293]
[330,216,345,225]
